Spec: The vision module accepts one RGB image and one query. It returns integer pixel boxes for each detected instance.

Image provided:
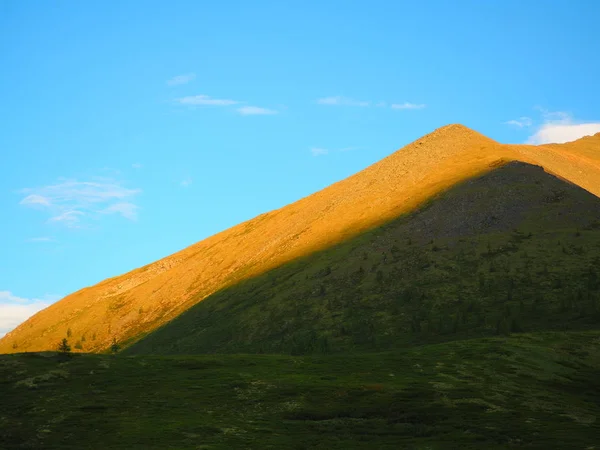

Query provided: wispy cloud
[180,177,193,187]
[391,102,426,110]
[525,109,600,144]
[310,147,329,156]
[132,163,142,169]
[317,96,426,110]
[20,194,51,206]
[102,202,139,220]
[176,95,239,106]
[316,96,370,107]
[505,117,533,128]
[0,291,62,339]
[310,146,362,156]
[236,106,278,116]
[174,93,282,116]
[48,210,85,225]
[26,237,55,243]
[166,73,196,86]
[19,177,141,227]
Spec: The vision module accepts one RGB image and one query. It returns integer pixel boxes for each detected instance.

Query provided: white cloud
[310,146,362,156]
[176,95,239,106]
[236,106,278,116]
[0,291,61,339]
[26,237,55,243]
[132,163,142,169]
[166,73,196,86]
[102,202,139,220]
[0,291,32,304]
[310,147,329,156]
[180,177,193,187]
[526,111,600,144]
[19,177,141,227]
[316,96,370,107]
[317,97,426,110]
[48,210,85,225]
[536,108,570,122]
[391,102,426,110]
[505,117,533,128]
[20,194,52,207]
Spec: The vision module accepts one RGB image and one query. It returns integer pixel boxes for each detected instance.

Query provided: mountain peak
[374,124,499,173]
[436,123,476,133]
[426,123,498,143]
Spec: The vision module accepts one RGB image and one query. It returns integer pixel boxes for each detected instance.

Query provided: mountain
[2,125,600,354]
[127,161,600,355]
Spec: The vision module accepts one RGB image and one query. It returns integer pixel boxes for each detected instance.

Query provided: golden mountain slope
[2,124,600,354]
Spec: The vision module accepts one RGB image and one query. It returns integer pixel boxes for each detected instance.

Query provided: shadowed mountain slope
[126,162,600,355]
[2,126,600,354]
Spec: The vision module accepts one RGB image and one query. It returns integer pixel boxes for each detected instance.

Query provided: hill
[126,161,600,355]
[1,125,600,354]
[2,331,600,449]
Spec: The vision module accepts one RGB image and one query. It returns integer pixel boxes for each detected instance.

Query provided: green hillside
[4,161,600,450]
[126,162,600,355]
[2,331,600,449]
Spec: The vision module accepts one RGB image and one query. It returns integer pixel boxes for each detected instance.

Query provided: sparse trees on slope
[58,338,71,353]
[110,338,121,354]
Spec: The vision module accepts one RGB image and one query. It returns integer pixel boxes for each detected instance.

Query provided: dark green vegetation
[2,331,599,449]
[4,162,600,449]
[128,163,600,355]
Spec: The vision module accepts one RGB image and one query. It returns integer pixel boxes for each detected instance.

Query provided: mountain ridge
[126,160,600,355]
[2,124,600,354]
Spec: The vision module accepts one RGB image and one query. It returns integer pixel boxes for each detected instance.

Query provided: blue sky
[1,0,599,336]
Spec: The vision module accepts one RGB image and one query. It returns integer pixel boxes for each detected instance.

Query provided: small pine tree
[452,314,460,333]
[66,328,72,338]
[495,317,509,335]
[510,317,522,333]
[110,338,121,354]
[479,273,486,292]
[58,338,71,353]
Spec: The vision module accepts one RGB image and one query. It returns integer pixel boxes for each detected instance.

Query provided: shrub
[110,338,121,354]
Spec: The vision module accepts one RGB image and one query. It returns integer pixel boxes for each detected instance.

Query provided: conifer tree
[58,338,71,353]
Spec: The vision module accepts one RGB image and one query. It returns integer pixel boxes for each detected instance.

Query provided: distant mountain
[2,125,600,355]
